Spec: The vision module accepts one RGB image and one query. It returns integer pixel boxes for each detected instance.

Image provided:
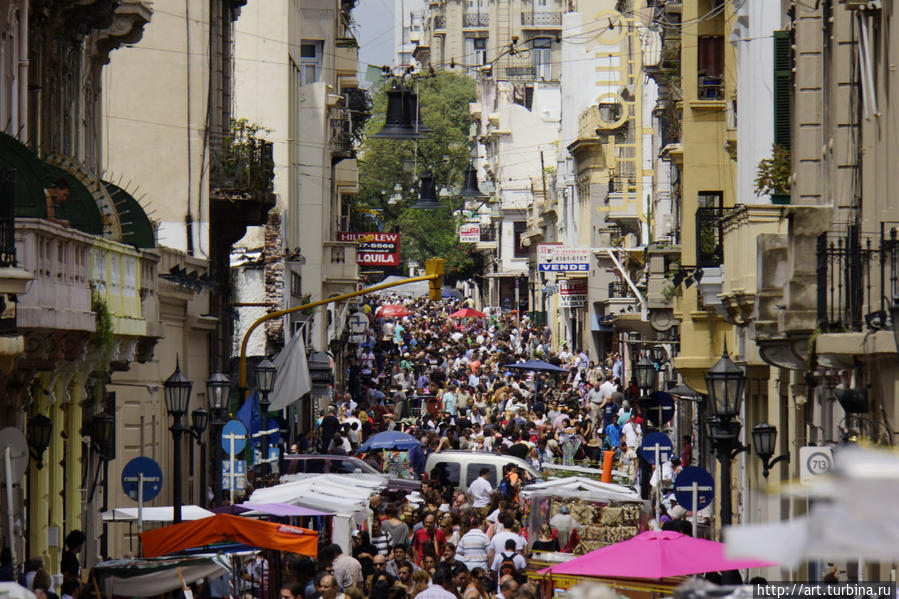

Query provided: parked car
[425,451,539,491]
[282,454,421,493]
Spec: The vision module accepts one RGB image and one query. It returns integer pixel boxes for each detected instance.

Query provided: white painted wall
[103,0,212,257]
[731,0,781,205]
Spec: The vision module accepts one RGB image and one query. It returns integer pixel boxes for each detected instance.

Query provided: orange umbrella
[449,308,486,318]
[141,513,318,557]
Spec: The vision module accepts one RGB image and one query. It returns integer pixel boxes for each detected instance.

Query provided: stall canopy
[521,477,641,503]
[250,473,384,519]
[505,360,569,373]
[238,503,331,517]
[94,555,229,597]
[142,513,318,558]
[102,506,215,522]
[540,531,773,579]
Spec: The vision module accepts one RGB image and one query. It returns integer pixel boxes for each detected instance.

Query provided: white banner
[459,223,480,243]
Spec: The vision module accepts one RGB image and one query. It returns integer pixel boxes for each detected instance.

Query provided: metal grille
[521,11,562,26]
[480,224,497,242]
[433,15,446,29]
[0,170,14,268]
[695,207,724,268]
[608,281,631,299]
[463,13,488,27]
[502,66,537,79]
[816,225,899,332]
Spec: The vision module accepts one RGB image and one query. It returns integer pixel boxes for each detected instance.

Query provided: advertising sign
[537,244,591,272]
[337,232,400,266]
[459,223,480,243]
[559,278,587,308]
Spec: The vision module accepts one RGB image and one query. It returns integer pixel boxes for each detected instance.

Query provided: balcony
[521,11,562,27]
[501,66,537,80]
[323,242,359,289]
[463,12,488,27]
[476,224,498,251]
[433,15,446,30]
[696,74,725,103]
[330,110,356,160]
[695,207,724,268]
[210,121,275,210]
[813,225,899,369]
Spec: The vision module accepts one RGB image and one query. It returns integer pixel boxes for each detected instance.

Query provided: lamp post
[633,355,657,402]
[26,414,52,468]
[704,346,748,529]
[164,358,193,524]
[255,358,276,475]
[191,408,209,507]
[91,410,115,558]
[751,422,790,478]
[206,371,231,507]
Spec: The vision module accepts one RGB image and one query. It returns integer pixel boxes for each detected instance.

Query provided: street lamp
[191,408,209,507]
[751,422,790,478]
[255,358,276,475]
[206,370,231,507]
[704,345,748,529]
[26,414,52,468]
[164,357,192,524]
[633,355,656,394]
[411,172,444,210]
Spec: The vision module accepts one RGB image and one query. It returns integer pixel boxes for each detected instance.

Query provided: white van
[425,451,539,491]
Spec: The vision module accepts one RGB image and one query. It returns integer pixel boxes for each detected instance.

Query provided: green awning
[0,133,103,236]
[103,180,156,248]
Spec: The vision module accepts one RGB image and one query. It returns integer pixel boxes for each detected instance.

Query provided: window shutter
[773,30,792,149]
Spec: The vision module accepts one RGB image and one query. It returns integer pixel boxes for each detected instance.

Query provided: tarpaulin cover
[141,513,318,557]
[94,555,229,596]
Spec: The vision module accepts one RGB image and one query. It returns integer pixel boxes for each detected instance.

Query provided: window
[467,463,497,487]
[291,271,302,298]
[697,35,724,76]
[465,38,488,66]
[430,462,460,488]
[300,41,322,84]
[532,38,552,80]
[513,221,527,258]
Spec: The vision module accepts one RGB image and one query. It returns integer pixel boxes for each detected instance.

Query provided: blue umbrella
[505,359,569,373]
[358,430,421,453]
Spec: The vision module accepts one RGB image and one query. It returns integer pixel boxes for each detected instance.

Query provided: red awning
[141,513,319,557]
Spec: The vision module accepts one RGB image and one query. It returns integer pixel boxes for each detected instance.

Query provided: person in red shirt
[412,512,446,565]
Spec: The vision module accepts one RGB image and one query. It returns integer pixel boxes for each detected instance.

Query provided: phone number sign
[537,244,591,272]
[337,232,400,266]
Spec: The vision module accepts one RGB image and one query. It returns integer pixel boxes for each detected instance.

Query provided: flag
[268,331,312,411]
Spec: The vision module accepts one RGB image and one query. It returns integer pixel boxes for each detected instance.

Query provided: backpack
[498,552,519,579]
[497,476,514,499]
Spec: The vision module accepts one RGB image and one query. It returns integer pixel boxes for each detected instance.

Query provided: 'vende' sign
[337,232,400,266]
[559,279,587,308]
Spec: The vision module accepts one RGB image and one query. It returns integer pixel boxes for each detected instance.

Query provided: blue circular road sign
[644,391,675,426]
[640,431,674,465]
[121,456,163,502]
[222,419,248,454]
[674,466,715,511]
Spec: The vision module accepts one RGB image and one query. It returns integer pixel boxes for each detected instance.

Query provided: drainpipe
[17,0,29,142]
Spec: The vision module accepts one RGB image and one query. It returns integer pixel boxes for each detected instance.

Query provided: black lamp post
[206,370,231,507]
[191,408,209,507]
[164,358,193,524]
[633,355,657,399]
[255,358,276,475]
[704,345,748,529]
[26,414,52,468]
[91,410,115,559]
[752,422,790,478]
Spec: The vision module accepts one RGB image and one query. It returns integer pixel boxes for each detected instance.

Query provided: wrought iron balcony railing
[502,66,537,79]
[210,126,275,199]
[521,11,562,26]
[0,169,15,268]
[433,15,446,29]
[608,280,632,299]
[697,75,724,101]
[463,12,488,27]
[816,225,899,333]
[695,207,725,268]
[480,224,497,242]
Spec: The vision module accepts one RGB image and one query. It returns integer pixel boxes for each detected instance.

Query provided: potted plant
[754,144,791,205]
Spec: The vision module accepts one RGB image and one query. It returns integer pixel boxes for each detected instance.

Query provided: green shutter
[773,30,792,149]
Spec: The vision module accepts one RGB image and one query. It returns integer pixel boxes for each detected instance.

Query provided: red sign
[337,232,400,266]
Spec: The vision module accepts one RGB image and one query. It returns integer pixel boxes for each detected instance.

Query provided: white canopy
[521,477,641,503]
[369,276,428,298]
[725,445,899,568]
[249,474,384,518]
[96,555,229,597]
[102,505,215,522]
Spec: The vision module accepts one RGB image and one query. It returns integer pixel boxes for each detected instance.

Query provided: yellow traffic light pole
[238,259,444,395]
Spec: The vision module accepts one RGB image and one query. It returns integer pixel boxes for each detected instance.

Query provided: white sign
[799,446,832,485]
[459,223,480,243]
[537,244,591,272]
[560,295,586,308]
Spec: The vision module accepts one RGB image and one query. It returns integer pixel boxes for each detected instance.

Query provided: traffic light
[425,258,444,301]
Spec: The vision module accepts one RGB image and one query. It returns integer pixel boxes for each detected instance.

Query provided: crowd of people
[272,296,700,599]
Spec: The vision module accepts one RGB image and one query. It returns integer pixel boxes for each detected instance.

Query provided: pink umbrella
[376,304,411,318]
[539,530,773,579]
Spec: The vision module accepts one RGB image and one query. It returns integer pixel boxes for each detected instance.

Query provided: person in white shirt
[622,416,641,448]
[467,467,493,510]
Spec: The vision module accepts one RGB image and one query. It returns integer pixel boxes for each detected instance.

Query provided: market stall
[92,554,229,598]
[521,477,644,555]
